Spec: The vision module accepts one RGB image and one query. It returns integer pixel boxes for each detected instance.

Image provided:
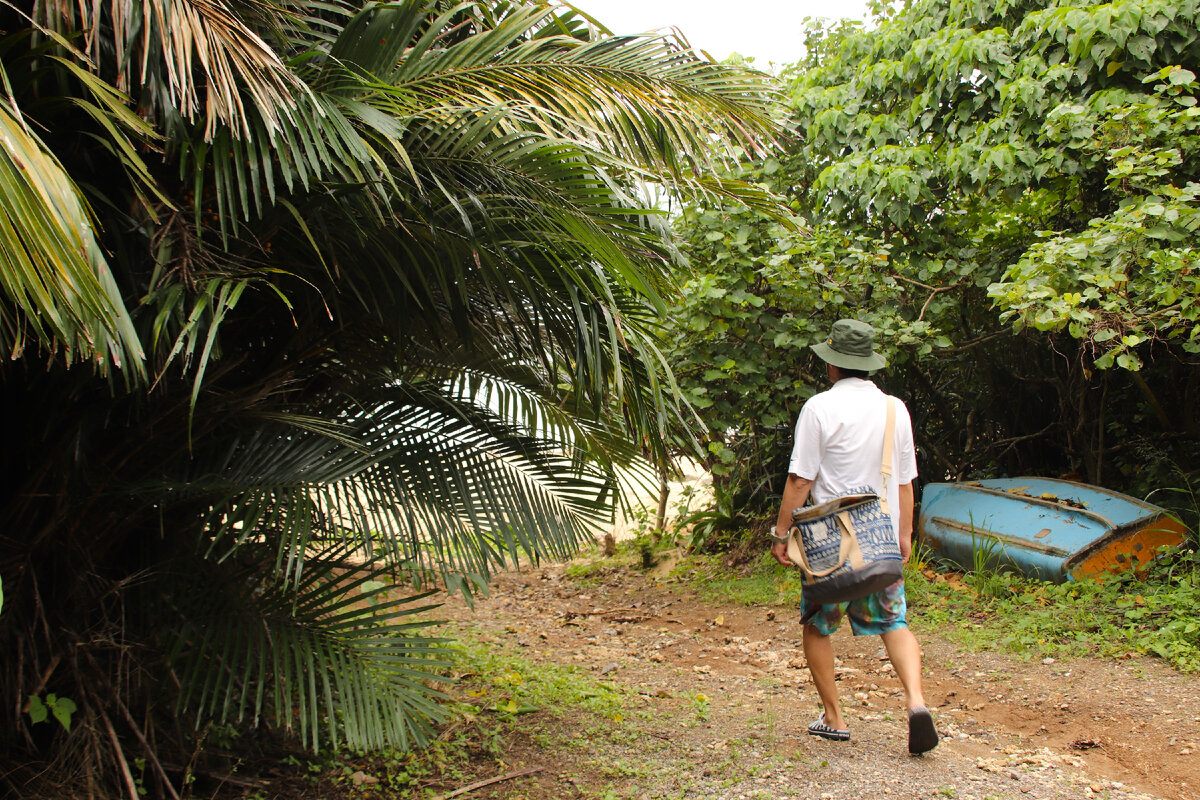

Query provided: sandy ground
[610,459,715,542]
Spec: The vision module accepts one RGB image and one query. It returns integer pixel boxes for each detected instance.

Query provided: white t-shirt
[787,378,918,538]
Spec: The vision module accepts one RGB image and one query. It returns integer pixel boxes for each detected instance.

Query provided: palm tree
[0,0,783,796]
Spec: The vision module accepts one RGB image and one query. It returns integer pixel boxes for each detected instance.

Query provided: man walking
[770,319,938,755]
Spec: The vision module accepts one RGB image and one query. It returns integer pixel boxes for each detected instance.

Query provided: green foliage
[676,486,747,553]
[680,552,807,607]
[907,547,1200,672]
[670,0,1200,527]
[452,634,631,722]
[162,544,452,753]
[292,629,636,798]
[665,199,818,514]
[989,65,1200,369]
[689,692,712,723]
[27,694,77,732]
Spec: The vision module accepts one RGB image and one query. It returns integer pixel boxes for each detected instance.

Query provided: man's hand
[771,538,793,566]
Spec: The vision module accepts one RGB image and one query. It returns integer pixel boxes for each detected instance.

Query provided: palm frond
[190,1,783,234]
[35,0,308,139]
[0,93,144,377]
[382,2,782,175]
[0,1,787,792]
[162,540,451,752]
[191,377,616,592]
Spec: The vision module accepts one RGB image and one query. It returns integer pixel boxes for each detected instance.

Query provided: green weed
[292,622,643,799]
[450,629,632,721]
[681,551,806,606]
[564,558,607,582]
[906,544,1200,672]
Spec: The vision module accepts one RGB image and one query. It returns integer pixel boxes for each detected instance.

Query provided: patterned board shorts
[800,578,908,636]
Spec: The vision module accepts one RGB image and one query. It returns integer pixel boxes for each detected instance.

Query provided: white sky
[569,0,874,68]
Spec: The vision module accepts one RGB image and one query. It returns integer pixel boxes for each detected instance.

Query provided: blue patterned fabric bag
[785,489,902,606]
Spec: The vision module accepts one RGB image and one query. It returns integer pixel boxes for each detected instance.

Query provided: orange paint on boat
[1068,515,1187,580]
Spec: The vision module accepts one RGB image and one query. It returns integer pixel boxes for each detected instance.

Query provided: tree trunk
[653,467,670,544]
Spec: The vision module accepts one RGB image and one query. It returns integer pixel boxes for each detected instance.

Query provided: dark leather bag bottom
[801,560,903,609]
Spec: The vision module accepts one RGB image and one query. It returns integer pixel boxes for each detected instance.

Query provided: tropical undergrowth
[905,545,1200,673]
[272,625,636,800]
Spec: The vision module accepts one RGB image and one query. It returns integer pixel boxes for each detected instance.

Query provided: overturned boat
[917,477,1187,582]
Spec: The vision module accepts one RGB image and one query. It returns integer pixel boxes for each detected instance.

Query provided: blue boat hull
[918,477,1185,582]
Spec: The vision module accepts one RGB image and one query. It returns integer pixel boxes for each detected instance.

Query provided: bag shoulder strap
[878,396,896,515]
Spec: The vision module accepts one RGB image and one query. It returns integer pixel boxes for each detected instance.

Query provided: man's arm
[898,481,914,563]
[770,473,813,565]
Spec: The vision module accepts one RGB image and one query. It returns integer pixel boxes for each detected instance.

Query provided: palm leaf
[163,540,451,752]
[40,0,309,139]
[0,93,144,376]
[189,0,785,235]
[189,375,617,592]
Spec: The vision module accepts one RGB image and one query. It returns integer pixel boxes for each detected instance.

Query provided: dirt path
[440,559,1200,800]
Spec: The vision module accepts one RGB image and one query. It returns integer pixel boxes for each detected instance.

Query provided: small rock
[600,662,619,675]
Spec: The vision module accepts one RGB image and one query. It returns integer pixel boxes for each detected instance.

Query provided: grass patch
[672,551,806,606]
[446,623,633,724]
[903,546,1200,672]
[563,538,656,583]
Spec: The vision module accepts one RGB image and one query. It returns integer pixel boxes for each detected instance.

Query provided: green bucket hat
[811,319,888,371]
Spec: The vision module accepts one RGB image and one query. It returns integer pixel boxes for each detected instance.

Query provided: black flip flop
[908,706,939,754]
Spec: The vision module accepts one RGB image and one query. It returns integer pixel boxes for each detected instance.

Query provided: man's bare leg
[882,626,938,753]
[803,623,844,729]
[880,626,926,710]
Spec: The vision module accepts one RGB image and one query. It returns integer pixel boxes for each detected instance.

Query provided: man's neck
[828,365,871,383]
